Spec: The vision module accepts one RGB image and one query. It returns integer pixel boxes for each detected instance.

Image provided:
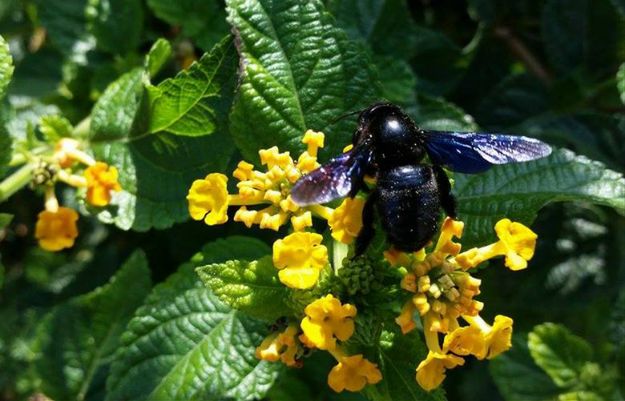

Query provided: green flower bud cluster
[338,255,384,296]
[30,160,58,188]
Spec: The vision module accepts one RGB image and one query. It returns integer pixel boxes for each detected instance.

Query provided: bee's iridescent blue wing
[423,131,552,174]
[290,146,373,206]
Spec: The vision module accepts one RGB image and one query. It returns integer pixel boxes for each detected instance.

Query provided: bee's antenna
[330,109,362,125]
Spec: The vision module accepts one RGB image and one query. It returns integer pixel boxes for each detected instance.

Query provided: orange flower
[84,162,121,206]
[35,207,79,251]
[327,354,382,392]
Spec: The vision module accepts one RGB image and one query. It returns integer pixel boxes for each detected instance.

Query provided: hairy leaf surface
[456,149,625,245]
[89,38,236,231]
[0,35,12,99]
[197,256,292,321]
[148,38,237,136]
[364,327,446,401]
[528,323,593,388]
[106,237,278,401]
[227,0,380,162]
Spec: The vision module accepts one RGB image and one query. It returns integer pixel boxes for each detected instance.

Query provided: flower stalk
[0,163,36,202]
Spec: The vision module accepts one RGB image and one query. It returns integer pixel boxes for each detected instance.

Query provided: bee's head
[354,102,425,164]
[352,103,398,144]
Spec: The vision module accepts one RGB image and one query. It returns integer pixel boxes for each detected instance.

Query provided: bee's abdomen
[376,165,440,252]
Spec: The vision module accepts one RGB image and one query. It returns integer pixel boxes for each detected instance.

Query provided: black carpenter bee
[290,103,552,255]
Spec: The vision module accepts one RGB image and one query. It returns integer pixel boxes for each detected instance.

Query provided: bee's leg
[355,191,377,256]
[433,166,457,219]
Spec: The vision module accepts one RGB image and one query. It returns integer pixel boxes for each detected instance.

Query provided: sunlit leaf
[528,323,593,388]
[148,37,237,137]
[106,237,279,401]
[89,38,236,231]
[197,256,292,321]
[145,38,172,79]
[456,149,625,246]
[226,0,380,162]
[0,34,12,99]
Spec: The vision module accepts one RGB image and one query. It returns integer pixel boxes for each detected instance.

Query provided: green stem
[0,163,34,202]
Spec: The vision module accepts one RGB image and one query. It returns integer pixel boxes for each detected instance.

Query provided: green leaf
[265,370,316,401]
[364,327,446,401]
[328,0,420,59]
[410,94,477,132]
[197,256,292,321]
[90,38,236,231]
[558,391,606,401]
[0,213,12,229]
[106,237,279,401]
[39,115,73,142]
[542,0,625,76]
[410,25,465,96]
[375,56,417,108]
[145,38,172,79]
[455,148,625,245]
[86,0,143,54]
[518,113,625,172]
[0,35,13,99]
[32,251,151,401]
[148,37,237,137]
[90,68,147,142]
[528,323,594,388]
[226,0,380,162]
[8,48,64,98]
[618,63,625,105]
[490,334,562,401]
[147,0,229,50]
[37,0,94,61]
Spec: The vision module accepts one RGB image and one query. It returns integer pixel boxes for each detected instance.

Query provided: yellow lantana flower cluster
[391,217,537,391]
[33,139,121,252]
[255,294,382,393]
[187,130,365,290]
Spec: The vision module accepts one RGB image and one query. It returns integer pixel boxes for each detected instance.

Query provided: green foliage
[106,237,279,401]
[0,34,12,99]
[39,115,73,142]
[365,328,445,401]
[1,1,625,401]
[492,325,622,401]
[455,149,625,245]
[227,0,380,161]
[37,0,92,60]
[490,335,562,401]
[145,39,172,79]
[90,37,236,231]
[147,0,229,50]
[32,251,151,401]
[147,37,236,137]
[543,0,625,76]
[197,256,293,321]
[0,213,12,228]
[86,0,143,55]
[528,323,594,388]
